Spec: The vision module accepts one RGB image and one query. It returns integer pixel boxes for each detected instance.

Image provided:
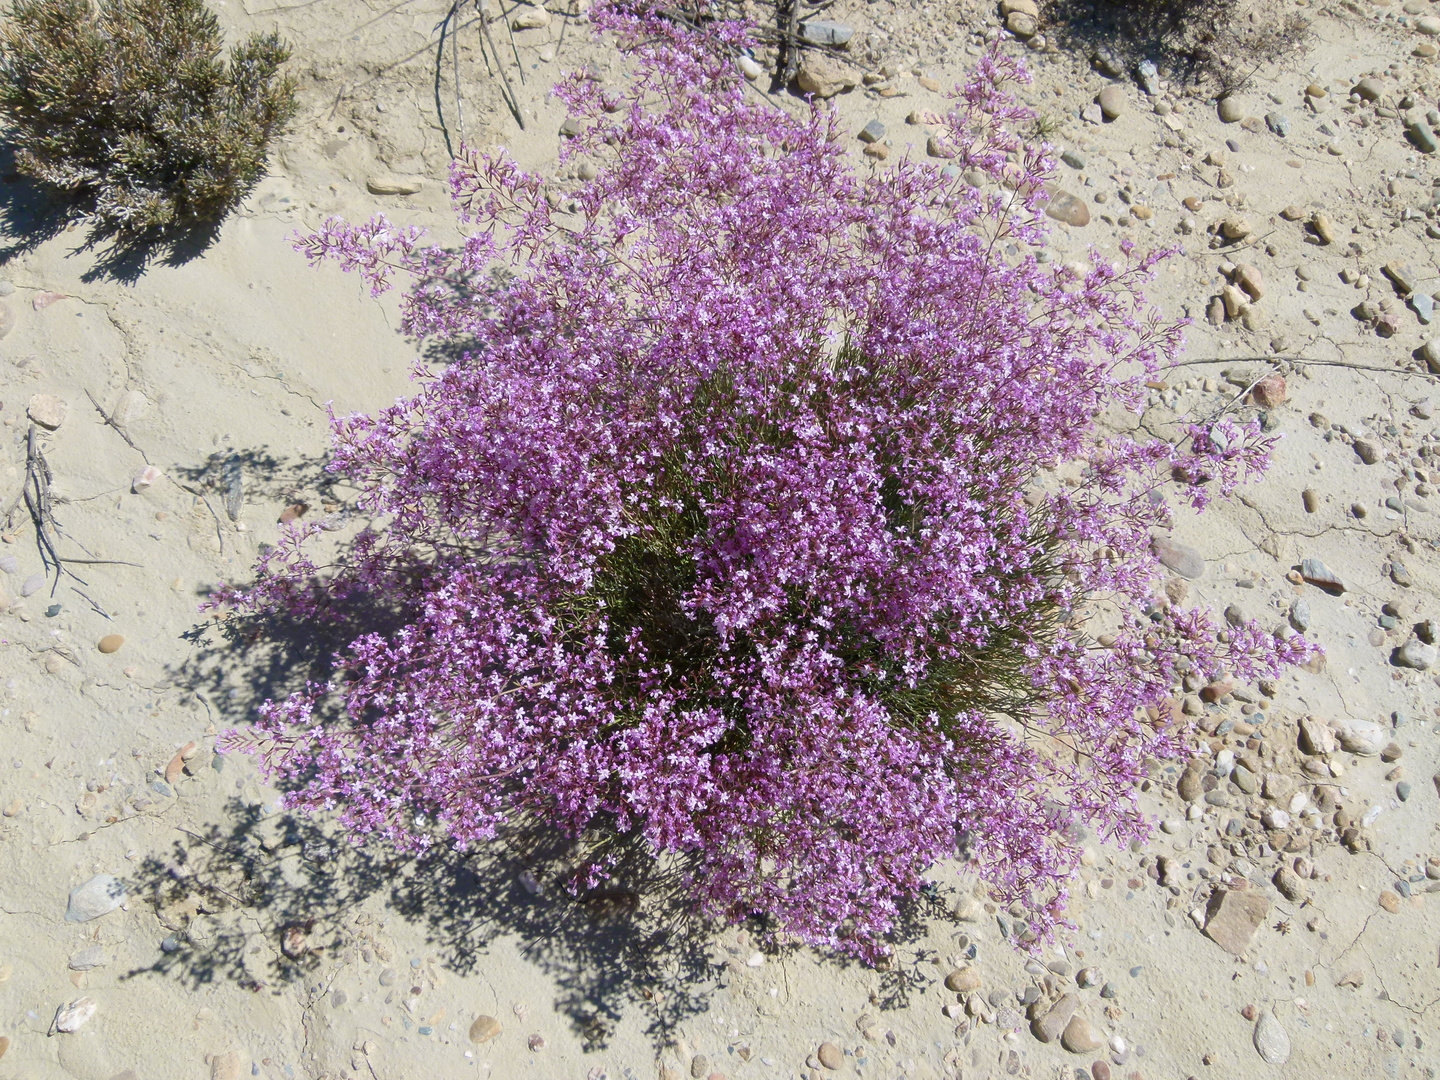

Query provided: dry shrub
[0,0,297,238]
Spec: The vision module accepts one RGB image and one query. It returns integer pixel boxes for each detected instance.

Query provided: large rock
[1234,263,1264,301]
[1273,866,1306,901]
[1005,10,1037,35]
[1354,77,1384,101]
[1203,888,1268,956]
[1061,1014,1104,1053]
[1044,190,1089,227]
[795,54,857,97]
[1152,536,1205,579]
[1334,719,1385,756]
[1397,636,1437,670]
[1300,556,1344,592]
[1252,373,1286,408]
[1031,994,1079,1043]
[1178,768,1203,801]
[1297,716,1336,756]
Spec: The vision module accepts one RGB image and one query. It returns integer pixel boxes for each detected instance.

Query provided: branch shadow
[121,795,723,1047]
[154,441,976,1050]
[173,446,346,519]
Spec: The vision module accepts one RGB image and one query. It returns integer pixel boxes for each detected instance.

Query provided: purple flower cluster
[230,8,1311,958]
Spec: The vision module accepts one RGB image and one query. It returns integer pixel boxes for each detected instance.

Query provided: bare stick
[85,389,151,464]
[480,5,525,129]
[502,0,526,84]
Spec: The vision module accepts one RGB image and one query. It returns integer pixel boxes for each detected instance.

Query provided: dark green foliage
[0,0,297,236]
[1042,0,1308,93]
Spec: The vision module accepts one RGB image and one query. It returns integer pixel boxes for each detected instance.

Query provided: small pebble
[98,634,124,654]
[469,1015,502,1044]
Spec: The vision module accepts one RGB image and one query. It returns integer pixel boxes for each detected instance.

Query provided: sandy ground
[1,0,1439,1077]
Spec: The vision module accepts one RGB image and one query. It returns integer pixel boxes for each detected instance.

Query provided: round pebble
[1097,84,1126,119]
[98,634,124,654]
[945,967,981,992]
[817,1043,843,1070]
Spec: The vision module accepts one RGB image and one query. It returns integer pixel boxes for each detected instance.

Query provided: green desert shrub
[0,0,298,236]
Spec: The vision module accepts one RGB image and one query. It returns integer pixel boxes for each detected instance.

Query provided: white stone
[1254,1012,1291,1065]
[53,997,97,1033]
[26,393,67,430]
[132,465,164,493]
[1334,718,1386,756]
[1398,637,1437,670]
[65,875,126,922]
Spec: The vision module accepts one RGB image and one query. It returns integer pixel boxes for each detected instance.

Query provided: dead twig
[501,0,527,85]
[480,1,525,129]
[85,389,151,464]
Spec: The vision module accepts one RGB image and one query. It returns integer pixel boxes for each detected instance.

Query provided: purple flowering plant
[224,6,1310,959]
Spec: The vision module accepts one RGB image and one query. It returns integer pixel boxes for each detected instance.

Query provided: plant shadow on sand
[151,572,960,1048]
[0,142,227,285]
